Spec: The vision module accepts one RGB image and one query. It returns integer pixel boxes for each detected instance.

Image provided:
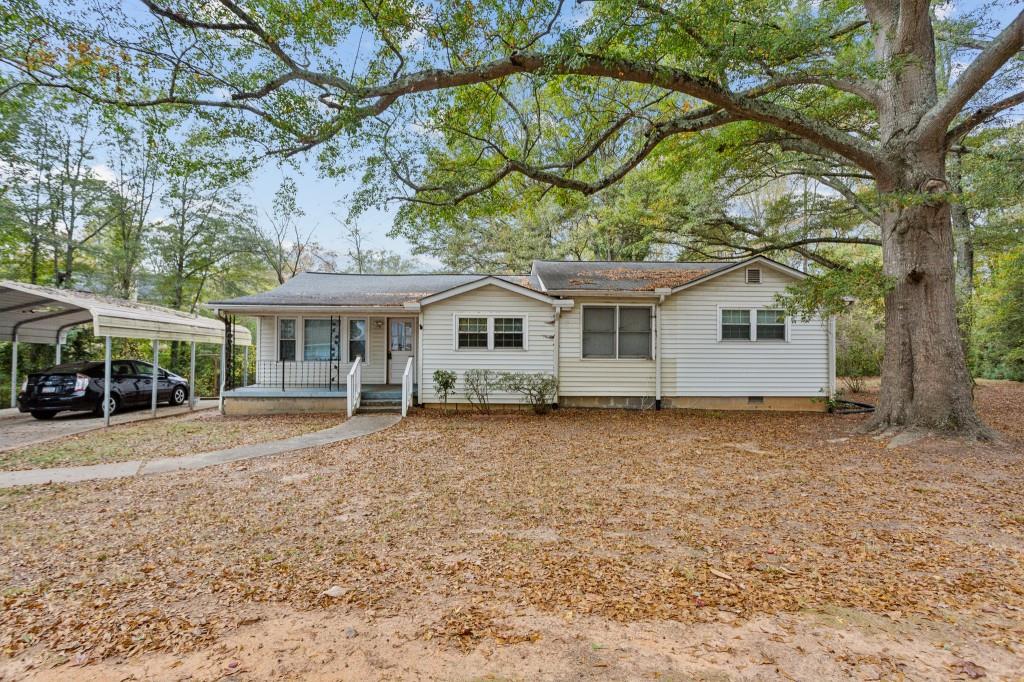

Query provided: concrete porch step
[357,405,402,414]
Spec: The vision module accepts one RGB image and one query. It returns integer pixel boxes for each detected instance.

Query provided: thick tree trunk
[869,157,988,436]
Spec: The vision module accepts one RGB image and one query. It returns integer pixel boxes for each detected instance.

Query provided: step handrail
[401,356,414,417]
[347,356,362,417]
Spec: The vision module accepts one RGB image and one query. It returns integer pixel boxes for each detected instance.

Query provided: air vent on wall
[745,268,761,284]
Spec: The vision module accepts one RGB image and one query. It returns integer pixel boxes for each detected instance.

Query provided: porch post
[189,341,197,410]
[9,333,18,408]
[151,339,159,417]
[103,336,112,426]
[243,345,249,387]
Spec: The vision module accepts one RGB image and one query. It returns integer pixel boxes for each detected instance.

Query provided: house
[207,257,835,415]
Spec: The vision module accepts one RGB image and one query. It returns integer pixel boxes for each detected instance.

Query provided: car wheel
[93,394,120,417]
[30,411,56,420]
[170,386,187,406]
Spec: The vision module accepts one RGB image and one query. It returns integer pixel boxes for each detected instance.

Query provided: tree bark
[869,157,987,436]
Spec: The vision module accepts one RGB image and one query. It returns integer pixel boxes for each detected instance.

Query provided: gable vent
[745,268,762,284]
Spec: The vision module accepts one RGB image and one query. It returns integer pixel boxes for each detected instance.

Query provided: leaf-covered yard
[1,382,1022,680]
[0,412,342,471]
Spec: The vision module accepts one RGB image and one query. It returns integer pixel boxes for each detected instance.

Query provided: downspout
[655,291,667,410]
[552,307,561,408]
[827,315,837,398]
[416,311,423,406]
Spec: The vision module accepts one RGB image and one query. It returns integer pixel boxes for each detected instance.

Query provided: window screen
[582,307,616,358]
[618,307,652,358]
[721,309,751,340]
[493,317,524,348]
[278,318,296,361]
[348,319,367,361]
[457,317,488,349]
[756,309,786,340]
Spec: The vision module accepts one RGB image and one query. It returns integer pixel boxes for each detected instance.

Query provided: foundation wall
[222,396,347,416]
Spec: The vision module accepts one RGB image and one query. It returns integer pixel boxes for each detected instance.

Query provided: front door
[388,318,415,384]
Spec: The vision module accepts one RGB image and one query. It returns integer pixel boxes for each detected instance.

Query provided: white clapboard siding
[661,267,829,396]
[420,284,556,404]
[253,314,387,386]
[558,297,658,397]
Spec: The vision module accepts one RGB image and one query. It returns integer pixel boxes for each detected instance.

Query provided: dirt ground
[0,412,343,471]
[1,382,1022,681]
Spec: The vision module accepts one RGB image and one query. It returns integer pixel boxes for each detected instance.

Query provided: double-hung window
[720,309,787,341]
[582,306,652,359]
[348,319,367,361]
[456,316,526,350]
[278,318,296,361]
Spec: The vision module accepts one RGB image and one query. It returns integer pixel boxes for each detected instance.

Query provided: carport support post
[9,333,17,408]
[151,339,159,417]
[103,336,112,426]
[189,341,196,410]
[55,338,61,365]
[218,338,226,414]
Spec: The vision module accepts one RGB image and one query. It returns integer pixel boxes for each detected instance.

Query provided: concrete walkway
[0,400,218,453]
[0,413,401,488]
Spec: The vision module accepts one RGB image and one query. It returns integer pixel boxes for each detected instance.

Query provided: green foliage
[432,369,457,411]
[836,307,884,381]
[497,372,558,414]
[973,248,1024,381]
[775,262,892,321]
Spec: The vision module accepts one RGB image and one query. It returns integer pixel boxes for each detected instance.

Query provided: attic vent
[745,268,762,284]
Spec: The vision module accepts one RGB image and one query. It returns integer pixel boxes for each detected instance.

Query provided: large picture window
[348,319,367,361]
[582,306,652,359]
[278,318,296,361]
[303,319,337,361]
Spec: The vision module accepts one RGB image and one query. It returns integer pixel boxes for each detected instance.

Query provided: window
[756,309,786,340]
[721,309,752,340]
[745,268,762,284]
[348,319,367,361]
[493,317,524,349]
[455,316,526,350]
[304,319,337,361]
[278,318,296,361]
[582,306,652,359]
[720,309,788,341]
[457,317,489,349]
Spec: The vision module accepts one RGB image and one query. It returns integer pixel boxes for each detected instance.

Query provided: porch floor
[223,384,413,400]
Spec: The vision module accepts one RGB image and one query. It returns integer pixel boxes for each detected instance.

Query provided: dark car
[17,360,190,420]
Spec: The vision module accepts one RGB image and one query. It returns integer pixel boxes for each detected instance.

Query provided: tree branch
[945,89,1024,144]
[918,8,1024,141]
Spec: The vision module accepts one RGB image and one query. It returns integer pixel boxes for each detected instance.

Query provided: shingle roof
[532,260,730,291]
[208,272,538,307]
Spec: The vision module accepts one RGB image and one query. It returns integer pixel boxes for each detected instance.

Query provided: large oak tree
[4,0,1022,435]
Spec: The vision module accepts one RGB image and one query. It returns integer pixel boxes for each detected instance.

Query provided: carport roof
[0,280,251,346]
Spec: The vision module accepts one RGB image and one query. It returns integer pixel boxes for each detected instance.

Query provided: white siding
[559,297,658,397]
[661,267,829,397]
[420,285,556,404]
[253,314,387,387]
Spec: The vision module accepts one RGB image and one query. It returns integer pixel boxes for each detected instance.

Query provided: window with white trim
[348,319,367,361]
[278,318,296,361]
[719,308,787,341]
[303,318,336,361]
[582,306,652,359]
[455,316,526,350]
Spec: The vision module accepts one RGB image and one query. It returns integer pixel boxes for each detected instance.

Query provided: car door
[132,361,158,405]
[110,361,140,405]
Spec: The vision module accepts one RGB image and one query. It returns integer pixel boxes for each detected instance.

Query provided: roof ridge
[531,259,729,265]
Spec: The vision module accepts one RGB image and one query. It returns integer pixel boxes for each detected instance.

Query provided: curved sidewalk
[0,413,401,489]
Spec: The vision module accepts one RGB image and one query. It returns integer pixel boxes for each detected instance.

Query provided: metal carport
[0,280,251,425]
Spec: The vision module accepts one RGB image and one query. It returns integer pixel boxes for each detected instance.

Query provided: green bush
[836,306,884,381]
[973,248,1024,381]
[432,369,457,412]
[497,372,558,414]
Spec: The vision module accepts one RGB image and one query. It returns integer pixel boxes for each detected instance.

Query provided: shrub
[836,306,884,383]
[463,369,498,413]
[497,372,558,414]
[432,369,457,412]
